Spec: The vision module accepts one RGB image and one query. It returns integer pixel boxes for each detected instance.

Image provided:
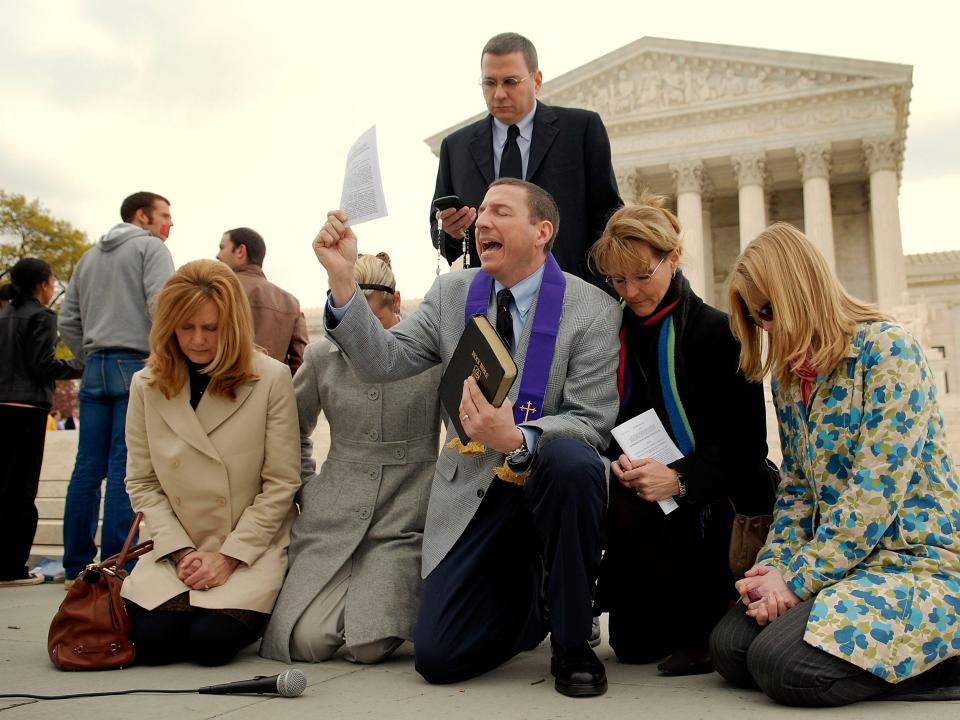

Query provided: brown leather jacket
[234,265,308,374]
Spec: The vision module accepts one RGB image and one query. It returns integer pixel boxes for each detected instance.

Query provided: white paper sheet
[339,126,387,226]
[610,409,683,514]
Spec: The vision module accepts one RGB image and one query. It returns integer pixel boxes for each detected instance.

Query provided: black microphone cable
[0,688,196,700]
[0,668,307,700]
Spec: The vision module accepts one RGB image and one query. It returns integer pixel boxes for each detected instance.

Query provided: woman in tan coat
[120,259,300,666]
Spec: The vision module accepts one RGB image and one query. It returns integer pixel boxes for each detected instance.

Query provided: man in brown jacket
[217,227,308,373]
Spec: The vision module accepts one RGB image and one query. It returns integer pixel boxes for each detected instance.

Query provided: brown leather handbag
[47,512,153,670]
[728,510,774,580]
[728,460,779,580]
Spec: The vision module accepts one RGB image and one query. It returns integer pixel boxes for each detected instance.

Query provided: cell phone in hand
[433,195,463,213]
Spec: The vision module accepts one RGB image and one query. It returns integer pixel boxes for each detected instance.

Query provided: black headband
[326,283,395,297]
[358,283,395,294]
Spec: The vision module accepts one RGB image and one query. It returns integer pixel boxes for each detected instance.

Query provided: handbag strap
[94,540,154,571]
[115,512,143,568]
[89,512,154,572]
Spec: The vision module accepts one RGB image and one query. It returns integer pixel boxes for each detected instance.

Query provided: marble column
[670,159,706,297]
[796,142,836,271]
[732,151,767,250]
[701,178,716,306]
[863,135,908,310]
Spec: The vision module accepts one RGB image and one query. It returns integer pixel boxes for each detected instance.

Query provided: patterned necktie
[499,125,523,179]
[496,288,514,352]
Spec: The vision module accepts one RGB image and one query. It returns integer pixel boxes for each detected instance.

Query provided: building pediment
[539,37,910,124]
[425,37,911,154]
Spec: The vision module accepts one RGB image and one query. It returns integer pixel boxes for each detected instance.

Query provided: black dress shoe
[551,642,607,697]
[657,649,714,676]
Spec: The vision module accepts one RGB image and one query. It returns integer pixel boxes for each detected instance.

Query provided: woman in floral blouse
[711,223,960,706]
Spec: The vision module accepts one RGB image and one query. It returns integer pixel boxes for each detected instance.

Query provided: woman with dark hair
[588,195,774,675]
[712,223,960,706]
[120,259,300,666]
[0,258,82,588]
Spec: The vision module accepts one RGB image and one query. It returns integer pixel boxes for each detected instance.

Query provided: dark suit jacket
[430,103,622,282]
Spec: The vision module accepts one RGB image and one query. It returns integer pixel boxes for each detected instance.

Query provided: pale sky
[2,0,958,308]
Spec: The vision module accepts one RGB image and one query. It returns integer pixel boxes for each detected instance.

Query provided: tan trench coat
[120,353,301,613]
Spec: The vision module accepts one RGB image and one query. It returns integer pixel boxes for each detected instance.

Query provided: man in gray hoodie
[58,191,175,583]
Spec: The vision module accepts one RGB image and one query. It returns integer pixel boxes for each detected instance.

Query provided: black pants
[598,479,734,663]
[128,603,267,667]
[0,405,48,581]
[413,438,606,684]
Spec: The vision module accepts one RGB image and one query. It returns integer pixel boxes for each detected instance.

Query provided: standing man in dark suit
[317,179,620,697]
[431,32,622,283]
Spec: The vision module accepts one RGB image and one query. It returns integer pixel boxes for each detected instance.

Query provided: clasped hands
[735,566,801,626]
[610,454,680,502]
[458,376,523,453]
[170,548,239,591]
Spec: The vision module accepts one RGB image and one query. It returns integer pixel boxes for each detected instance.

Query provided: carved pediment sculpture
[542,52,872,119]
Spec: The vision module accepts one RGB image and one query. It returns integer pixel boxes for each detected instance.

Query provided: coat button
[367,388,379,400]
[175,496,182,505]
[172,459,180,468]
[359,507,370,519]
[394,447,405,459]
[217,497,226,506]
[368,430,379,441]
[368,468,378,479]
[477,488,484,499]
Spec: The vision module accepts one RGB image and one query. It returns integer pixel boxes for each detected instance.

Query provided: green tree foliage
[0,190,91,294]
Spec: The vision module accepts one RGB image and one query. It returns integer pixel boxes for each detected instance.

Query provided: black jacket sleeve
[669,309,771,509]
[25,310,84,385]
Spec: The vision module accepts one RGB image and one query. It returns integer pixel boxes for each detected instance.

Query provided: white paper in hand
[339,126,387,226]
[610,409,683,514]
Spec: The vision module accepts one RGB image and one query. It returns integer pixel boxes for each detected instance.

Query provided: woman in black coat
[589,195,774,675]
[0,258,82,587]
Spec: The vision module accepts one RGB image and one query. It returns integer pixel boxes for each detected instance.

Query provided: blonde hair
[589,192,682,277]
[147,259,257,399]
[727,222,889,384]
[355,252,396,307]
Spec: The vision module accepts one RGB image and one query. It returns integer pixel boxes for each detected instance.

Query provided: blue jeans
[63,350,147,578]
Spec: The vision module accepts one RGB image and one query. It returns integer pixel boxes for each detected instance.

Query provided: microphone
[198,669,307,697]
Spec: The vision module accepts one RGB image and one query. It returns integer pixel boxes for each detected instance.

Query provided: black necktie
[496,288,514,352]
[500,125,523,179]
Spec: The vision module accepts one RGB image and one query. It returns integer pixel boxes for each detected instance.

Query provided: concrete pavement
[2,583,958,719]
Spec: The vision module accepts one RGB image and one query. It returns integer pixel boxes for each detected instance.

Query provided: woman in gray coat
[262,253,442,664]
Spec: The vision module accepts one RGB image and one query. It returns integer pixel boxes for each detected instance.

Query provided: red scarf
[792,362,817,407]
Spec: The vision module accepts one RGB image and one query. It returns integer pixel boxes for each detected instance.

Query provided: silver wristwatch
[676,473,687,499]
[505,434,530,469]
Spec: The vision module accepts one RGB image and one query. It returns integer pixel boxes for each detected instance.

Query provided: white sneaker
[0,572,44,588]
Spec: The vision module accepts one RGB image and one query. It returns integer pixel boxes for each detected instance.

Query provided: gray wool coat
[323,265,621,578]
[260,338,442,662]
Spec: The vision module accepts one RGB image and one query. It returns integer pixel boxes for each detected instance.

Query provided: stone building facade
[426,37,913,312]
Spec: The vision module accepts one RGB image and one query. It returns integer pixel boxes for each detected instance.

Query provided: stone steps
[31,418,333,561]
[31,397,960,560]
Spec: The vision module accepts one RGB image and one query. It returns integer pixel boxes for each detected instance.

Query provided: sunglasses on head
[741,298,773,326]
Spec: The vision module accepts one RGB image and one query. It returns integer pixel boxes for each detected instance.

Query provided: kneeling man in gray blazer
[314,179,620,697]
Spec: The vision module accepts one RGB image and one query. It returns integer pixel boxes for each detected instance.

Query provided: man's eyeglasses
[605,256,667,290]
[479,73,533,91]
[741,298,774,326]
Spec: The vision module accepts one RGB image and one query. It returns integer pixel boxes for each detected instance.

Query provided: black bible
[439,314,518,444]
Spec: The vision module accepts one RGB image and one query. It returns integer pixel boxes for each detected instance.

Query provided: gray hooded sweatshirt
[58,223,175,359]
